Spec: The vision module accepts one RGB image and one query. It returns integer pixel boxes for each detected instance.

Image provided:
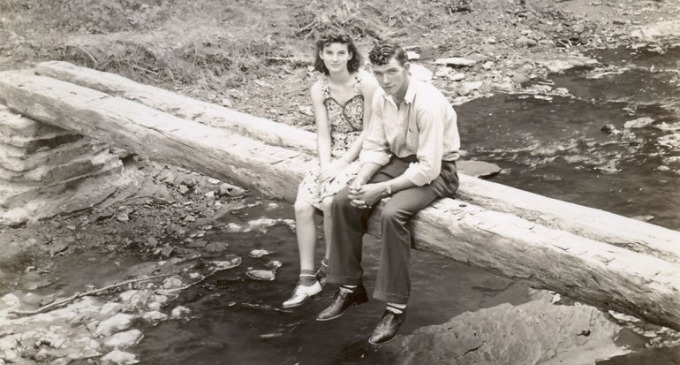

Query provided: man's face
[372,58,410,97]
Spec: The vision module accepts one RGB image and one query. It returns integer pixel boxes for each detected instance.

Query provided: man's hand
[348,182,384,209]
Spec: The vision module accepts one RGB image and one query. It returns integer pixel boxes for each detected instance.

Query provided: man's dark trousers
[326,155,459,304]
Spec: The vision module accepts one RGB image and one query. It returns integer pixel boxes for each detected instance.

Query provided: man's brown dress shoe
[368,309,406,345]
[316,285,368,321]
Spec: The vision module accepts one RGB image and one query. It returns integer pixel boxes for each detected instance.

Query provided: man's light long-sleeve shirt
[359,80,460,186]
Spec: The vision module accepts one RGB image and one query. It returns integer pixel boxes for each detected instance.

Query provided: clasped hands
[348,180,384,210]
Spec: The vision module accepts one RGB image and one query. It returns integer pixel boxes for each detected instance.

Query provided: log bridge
[1,61,680,330]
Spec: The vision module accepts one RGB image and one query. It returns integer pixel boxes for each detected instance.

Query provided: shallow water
[134,201,531,365]
[457,46,680,230]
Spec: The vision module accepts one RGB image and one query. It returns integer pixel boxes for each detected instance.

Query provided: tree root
[9,273,176,317]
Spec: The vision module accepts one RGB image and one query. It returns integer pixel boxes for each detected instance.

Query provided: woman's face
[320,42,352,73]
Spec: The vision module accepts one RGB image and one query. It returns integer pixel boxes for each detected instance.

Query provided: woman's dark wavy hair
[368,42,407,66]
[314,33,363,75]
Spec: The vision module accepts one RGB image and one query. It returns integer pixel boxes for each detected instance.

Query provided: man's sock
[299,270,317,286]
[340,284,358,293]
[386,302,407,314]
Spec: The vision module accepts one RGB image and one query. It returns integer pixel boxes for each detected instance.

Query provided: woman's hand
[319,158,349,183]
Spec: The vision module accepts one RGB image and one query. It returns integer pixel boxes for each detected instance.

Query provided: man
[316,42,461,345]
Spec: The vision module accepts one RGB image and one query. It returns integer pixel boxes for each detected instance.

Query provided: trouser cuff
[326,274,363,286]
[373,289,409,305]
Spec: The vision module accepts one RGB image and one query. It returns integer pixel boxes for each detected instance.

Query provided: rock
[147,302,162,311]
[142,310,168,326]
[265,260,282,269]
[211,255,242,271]
[95,313,135,337]
[170,306,191,318]
[21,292,43,306]
[435,67,452,78]
[624,117,654,129]
[123,291,153,312]
[0,293,20,309]
[406,51,420,60]
[184,214,196,222]
[515,36,537,47]
[116,212,129,222]
[104,329,143,349]
[49,240,69,255]
[462,81,483,91]
[2,349,18,361]
[382,296,627,364]
[248,249,273,258]
[119,290,139,304]
[158,246,174,258]
[453,84,470,97]
[100,302,123,316]
[264,202,280,211]
[246,269,276,281]
[152,294,168,304]
[542,60,576,74]
[39,294,54,306]
[482,61,493,70]
[631,215,655,223]
[101,349,139,365]
[145,237,159,248]
[178,184,190,194]
[457,160,501,179]
[511,72,531,85]
[205,241,229,252]
[538,39,555,47]
[451,73,466,81]
[162,276,184,290]
[434,57,476,67]
[601,124,619,135]
[217,183,244,197]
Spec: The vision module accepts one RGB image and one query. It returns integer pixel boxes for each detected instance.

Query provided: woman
[283,33,378,308]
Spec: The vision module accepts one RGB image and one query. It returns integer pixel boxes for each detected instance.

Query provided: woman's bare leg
[294,199,318,273]
[320,196,334,263]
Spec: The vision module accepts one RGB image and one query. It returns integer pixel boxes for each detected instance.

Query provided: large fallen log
[0,71,312,202]
[35,61,680,263]
[2,69,680,331]
[34,61,317,154]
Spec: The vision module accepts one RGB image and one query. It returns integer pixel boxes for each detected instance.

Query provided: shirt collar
[403,80,417,104]
[382,79,418,105]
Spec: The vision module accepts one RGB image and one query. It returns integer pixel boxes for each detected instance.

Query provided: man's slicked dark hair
[314,33,363,75]
[369,42,407,66]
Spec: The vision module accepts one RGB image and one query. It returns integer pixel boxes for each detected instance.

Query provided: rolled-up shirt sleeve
[402,102,445,186]
[359,97,391,167]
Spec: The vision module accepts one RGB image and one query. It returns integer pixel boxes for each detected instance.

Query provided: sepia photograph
[0,0,679,364]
